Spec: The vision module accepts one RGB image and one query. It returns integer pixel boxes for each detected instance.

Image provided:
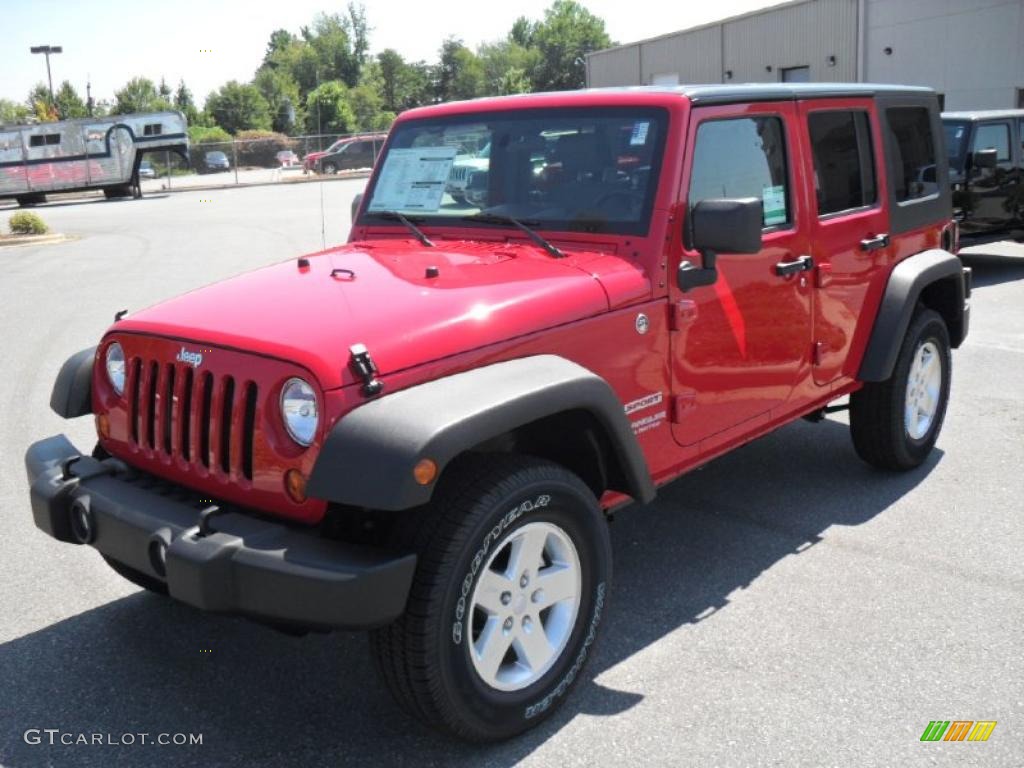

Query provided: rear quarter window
[886,107,938,202]
[972,122,1011,161]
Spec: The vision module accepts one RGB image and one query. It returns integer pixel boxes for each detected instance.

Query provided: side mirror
[972,148,998,169]
[678,198,763,292]
[350,192,364,221]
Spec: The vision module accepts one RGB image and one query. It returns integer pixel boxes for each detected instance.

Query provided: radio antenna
[319,178,326,250]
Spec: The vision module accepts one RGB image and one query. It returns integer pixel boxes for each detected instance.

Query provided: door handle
[859,233,890,251]
[774,255,814,277]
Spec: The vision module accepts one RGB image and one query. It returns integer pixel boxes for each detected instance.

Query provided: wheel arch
[858,249,969,382]
[307,355,656,512]
[50,346,96,418]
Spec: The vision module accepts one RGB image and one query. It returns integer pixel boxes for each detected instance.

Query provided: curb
[0,232,69,248]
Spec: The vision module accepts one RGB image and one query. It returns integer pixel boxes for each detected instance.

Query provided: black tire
[850,308,951,470]
[370,454,611,742]
[101,554,168,595]
[103,185,132,199]
[321,162,338,175]
[16,194,45,207]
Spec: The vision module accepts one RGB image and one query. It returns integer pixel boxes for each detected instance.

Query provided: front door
[965,120,1015,235]
[670,102,813,447]
[798,98,891,385]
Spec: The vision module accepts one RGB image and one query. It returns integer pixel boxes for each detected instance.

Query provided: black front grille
[126,358,257,481]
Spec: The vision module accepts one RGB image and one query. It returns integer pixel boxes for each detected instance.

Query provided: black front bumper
[25,435,416,630]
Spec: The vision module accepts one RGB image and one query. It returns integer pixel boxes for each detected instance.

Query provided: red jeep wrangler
[27,84,970,741]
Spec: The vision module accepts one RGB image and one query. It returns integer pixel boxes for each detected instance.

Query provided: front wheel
[321,162,337,175]
[370,454,611,741]
[850,308,951,470]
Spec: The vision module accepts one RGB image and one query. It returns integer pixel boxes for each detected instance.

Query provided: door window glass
[972,122,1010,161]
[689,116,790,227]
[886,107,938,201]
[808,110,877,215]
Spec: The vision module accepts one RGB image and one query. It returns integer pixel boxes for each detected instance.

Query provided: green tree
[174,80,199,124]
[304,80,356,134]
[435,38,484,102]
[113,77,170,114]
[255,68,302,134]
[27,83,57,121]
[54,81,88,119]
[263,29,297,68]
[510,16,536,47]
[0,98,31,124]
[158,77,172,101]
[478,41,540,95]
[530,0,611,91]
[347,84,394,131]
[206,81,272,133]
[302,5,368,87]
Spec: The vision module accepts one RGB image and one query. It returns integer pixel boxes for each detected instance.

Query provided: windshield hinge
[349,343,384,397]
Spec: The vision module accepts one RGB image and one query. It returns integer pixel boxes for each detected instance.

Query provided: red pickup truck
[27,83,969,742]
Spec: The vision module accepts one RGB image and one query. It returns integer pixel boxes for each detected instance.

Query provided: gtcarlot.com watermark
[24,729,202,747]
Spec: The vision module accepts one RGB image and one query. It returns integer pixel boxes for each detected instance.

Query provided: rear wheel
[370,454,611,741]
[16,193,45,207]
[103,184,133,199]
[850,308,951,470]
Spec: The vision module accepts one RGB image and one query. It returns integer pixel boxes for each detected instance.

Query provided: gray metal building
[586,0,1024,110]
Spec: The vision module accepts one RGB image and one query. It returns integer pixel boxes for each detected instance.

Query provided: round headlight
[280,377,319,447]
[105,342,126,396]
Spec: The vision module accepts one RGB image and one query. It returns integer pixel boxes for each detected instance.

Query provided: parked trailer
[0,111,188,206]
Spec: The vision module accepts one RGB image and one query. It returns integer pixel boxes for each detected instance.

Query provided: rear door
[798,98,890,385]
[670,102,813,447]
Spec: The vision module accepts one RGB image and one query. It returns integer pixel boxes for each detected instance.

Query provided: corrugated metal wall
[587,0,857,87]
[865,0,1024,110]
[724,0,857,82]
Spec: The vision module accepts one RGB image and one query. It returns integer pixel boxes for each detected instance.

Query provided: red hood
[112,238,650,390]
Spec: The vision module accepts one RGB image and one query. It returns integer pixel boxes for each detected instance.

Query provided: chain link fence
[144,133,386,191]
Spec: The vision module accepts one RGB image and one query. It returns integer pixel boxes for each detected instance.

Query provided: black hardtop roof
[647,82,935,104]
[942,109,1024,122]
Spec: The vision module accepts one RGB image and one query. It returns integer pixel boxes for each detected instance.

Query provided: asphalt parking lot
[1,184,1022,767]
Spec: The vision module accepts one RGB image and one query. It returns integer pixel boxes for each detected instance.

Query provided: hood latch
[349,343,384,397]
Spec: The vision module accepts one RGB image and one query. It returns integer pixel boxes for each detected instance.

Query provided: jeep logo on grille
[176,347,204,368]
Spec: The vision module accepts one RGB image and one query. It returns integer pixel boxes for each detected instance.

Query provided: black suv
[943,110,1024,244]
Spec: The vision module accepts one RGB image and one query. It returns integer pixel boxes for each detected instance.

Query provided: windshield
[360,107,669,236]
[943,121,969,171]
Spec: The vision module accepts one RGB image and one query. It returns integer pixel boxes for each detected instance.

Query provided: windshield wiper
[461,213,565,258]
[364,210,434,248]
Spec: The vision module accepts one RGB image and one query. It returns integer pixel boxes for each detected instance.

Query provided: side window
[1020,119,1024,154]
[886,107,938,202]
[29,133,61,147]
[972,122,1010,161]
[808,110,877,216]
[143,123,162,136]
[689,116,790,227]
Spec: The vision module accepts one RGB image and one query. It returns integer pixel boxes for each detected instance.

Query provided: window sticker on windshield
[762,184,787,225]
[368,147,457,212]
[630,121,650,146]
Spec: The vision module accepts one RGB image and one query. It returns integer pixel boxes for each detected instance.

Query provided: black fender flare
[858,249,967,382]
[50,347,96,418]
[307,355,656,511]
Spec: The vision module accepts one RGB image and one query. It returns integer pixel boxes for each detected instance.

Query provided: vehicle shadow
[0,418,942,767]
[959,248,1024,287]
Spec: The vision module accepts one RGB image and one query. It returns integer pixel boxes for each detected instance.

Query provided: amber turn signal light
[413,458,438,486]
[96,413,110,440]
[284,469,308,503]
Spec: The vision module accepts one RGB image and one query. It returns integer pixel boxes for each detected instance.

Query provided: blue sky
[0,0,783,106]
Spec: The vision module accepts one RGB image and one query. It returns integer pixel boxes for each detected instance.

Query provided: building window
[885,107,938,202]
[143,123,162,136]
[808,111,877,215]
[29,133,61,147]
[781,66,810,83]
[972,122,1011,161]
[689,116,790,227]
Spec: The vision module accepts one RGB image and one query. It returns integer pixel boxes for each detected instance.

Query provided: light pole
[30,45,63,108]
